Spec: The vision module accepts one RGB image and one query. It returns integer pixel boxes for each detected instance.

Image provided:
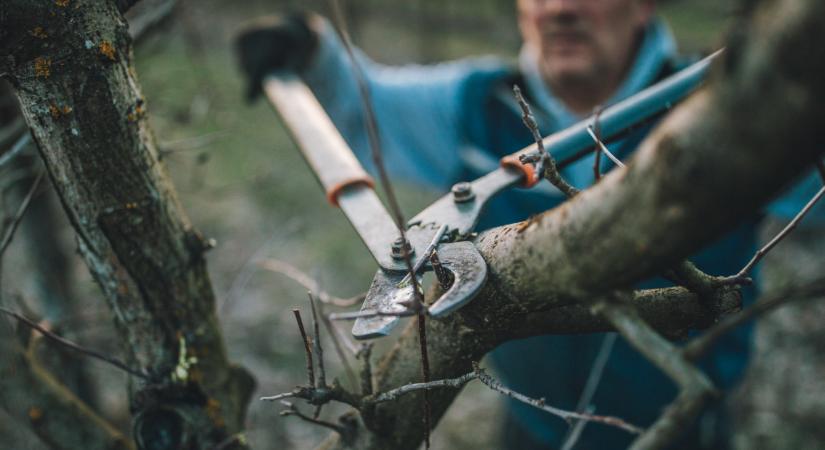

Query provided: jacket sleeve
[300,18,504,191]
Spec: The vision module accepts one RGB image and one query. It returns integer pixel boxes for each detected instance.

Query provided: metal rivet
[391,237,414,260]
[451,182,475,203]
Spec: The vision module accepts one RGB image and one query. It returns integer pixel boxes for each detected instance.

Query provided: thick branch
[317,287,735,448]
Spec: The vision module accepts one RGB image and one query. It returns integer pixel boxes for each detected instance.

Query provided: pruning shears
[261,51,718,339]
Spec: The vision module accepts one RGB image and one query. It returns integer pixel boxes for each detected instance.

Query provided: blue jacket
[302,17,823,449]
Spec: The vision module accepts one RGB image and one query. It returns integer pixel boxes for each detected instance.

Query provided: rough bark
[0,2,253,449]
[732,219,825,449]
[317,0,825,448]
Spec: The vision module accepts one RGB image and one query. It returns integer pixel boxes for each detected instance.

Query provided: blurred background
[8,1,817,449]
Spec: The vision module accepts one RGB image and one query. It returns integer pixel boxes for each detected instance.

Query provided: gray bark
[0,1,253,449]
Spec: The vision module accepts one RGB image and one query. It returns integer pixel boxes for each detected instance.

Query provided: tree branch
[473,362,642,435]
[0,307,148,379]
[683,274,825,361]
[596,301,715,449]
[0,328,134,450]
[317,0,825,447]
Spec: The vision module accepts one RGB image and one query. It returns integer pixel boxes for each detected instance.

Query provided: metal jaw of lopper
[351,239,487,340]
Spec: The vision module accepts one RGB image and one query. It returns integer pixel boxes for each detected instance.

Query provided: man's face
[518,0,654,88]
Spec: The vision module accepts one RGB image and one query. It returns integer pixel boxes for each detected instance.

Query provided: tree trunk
[0,1,253,449]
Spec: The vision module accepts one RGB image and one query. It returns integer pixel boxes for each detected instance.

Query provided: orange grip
[326,176,375,207]
[500,155,538,188]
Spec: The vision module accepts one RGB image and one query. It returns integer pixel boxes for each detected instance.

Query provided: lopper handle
[263,72,374,206]
[263,71,407,271]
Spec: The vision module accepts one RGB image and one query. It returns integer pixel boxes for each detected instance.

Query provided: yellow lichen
[48,103,72,118]
[34,57,51,78]
[127,100,146,122]
[28,407,44,422]
[206,398,224,428]
[99,41,116,61]
[171,336,198,383]
[55,0,69,7]
[31,27,48,39]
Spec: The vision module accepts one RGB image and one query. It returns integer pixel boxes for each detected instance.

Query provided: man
[237,1,759,448]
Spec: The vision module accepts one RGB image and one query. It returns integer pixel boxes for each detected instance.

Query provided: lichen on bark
[0,1,254,448]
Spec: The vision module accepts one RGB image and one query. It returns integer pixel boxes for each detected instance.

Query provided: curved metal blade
[352,241,487,339]
[428,241,487,317]
[352,269,417,340]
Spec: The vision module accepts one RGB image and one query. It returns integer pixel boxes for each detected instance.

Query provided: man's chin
[542,60,598,87]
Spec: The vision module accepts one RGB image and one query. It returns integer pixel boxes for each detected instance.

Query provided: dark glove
[235,13,319,102]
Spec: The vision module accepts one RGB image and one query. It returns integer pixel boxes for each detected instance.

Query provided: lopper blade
[351,241,487,339]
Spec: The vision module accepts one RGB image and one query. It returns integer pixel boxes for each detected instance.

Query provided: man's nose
[530,0,581,20]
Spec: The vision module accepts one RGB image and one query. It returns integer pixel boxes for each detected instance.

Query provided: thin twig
[366,372,477,404]
[560,333,617,450]
[683,274,825,360]
[326,314,360,357]
[591,107,605,182]
[513,85,547,179]
[399,223,447,286]
[473,362,641,434]
[561,405,596,450]
[308,292,326,389]
[417,310,431,448]
[318,303,358,388]
[327,0,421,309]
[259,381,360,409]
[596,301,715,449]
[258,259,364,307]
[327,308,418,321]
[221,233,279,313]
[279,401,348,436]
[724,184,825,282]
[157,130,228,160]
[329,3,432,445]
[260,391,297,402]
[586,125,624,168]
[358,343,373,396]
[0,306,149,380]
[0,133,31,169]
[292,308,315,387]
[0,171,44,258]
[513,85,579,198]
